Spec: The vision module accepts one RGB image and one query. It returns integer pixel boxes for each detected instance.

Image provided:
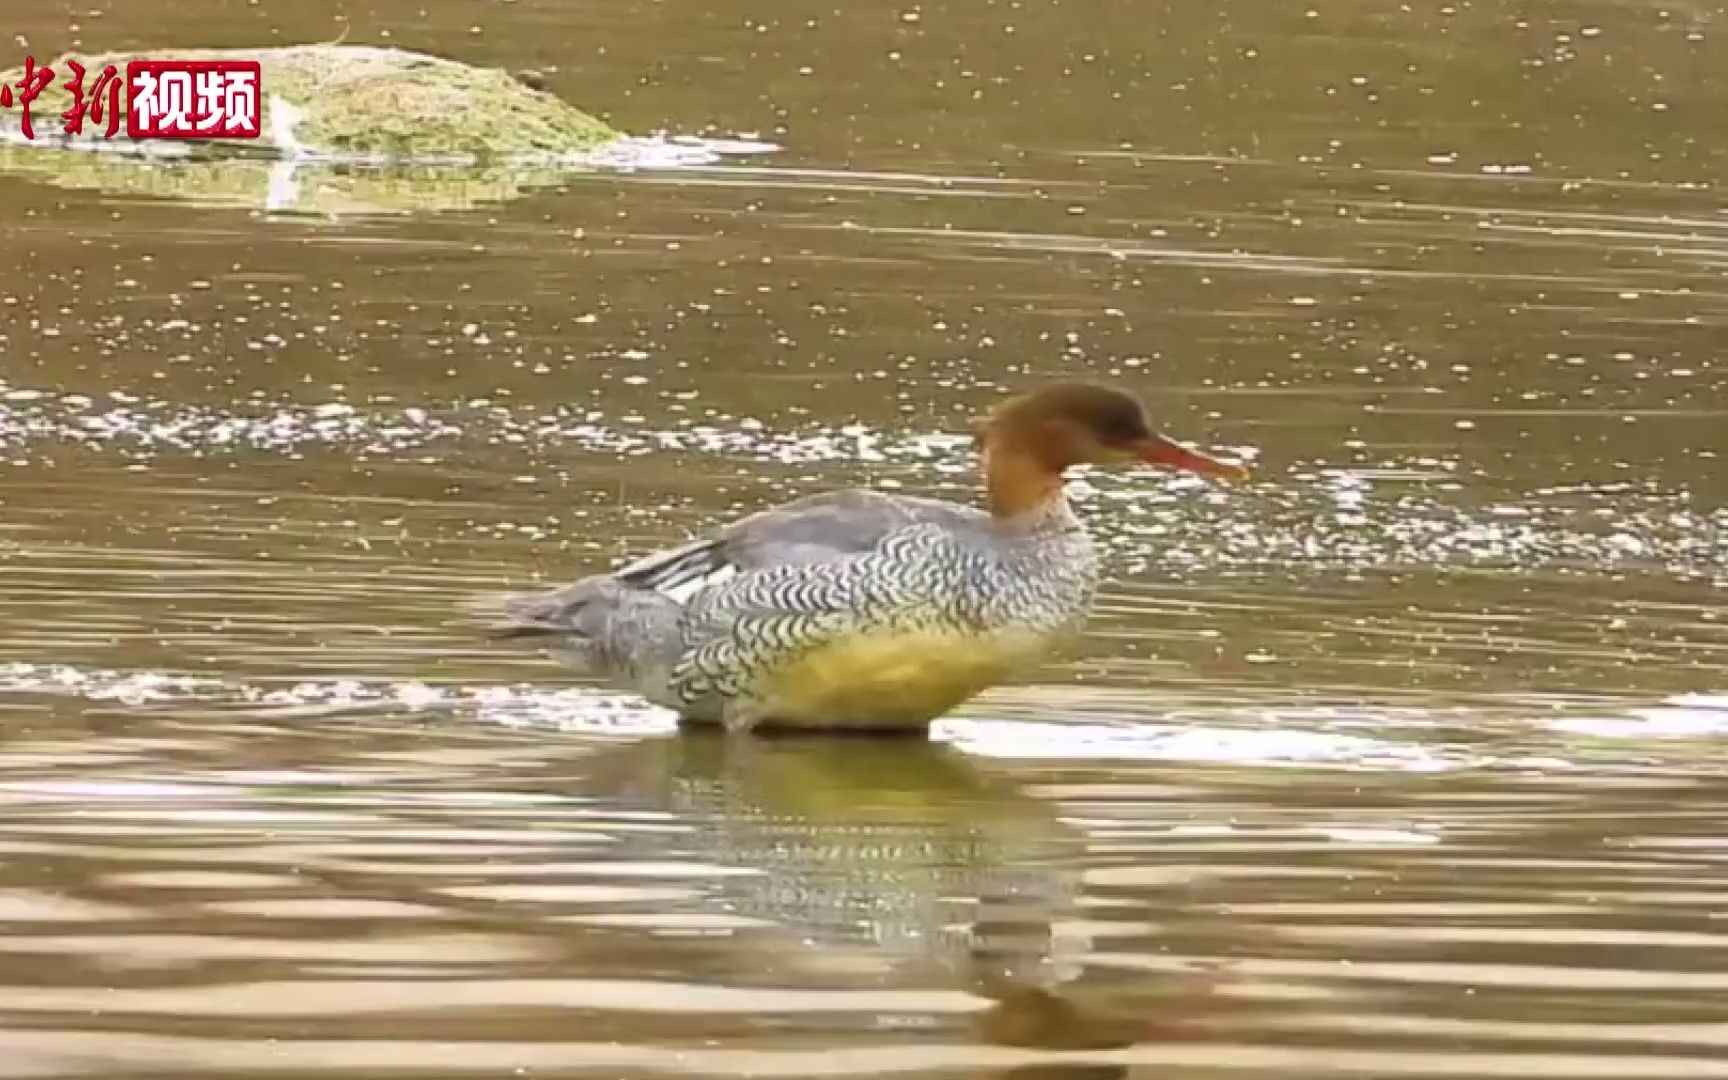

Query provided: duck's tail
[492,575,686,707]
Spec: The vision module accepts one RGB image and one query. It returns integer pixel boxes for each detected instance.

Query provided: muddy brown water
[1,0,1726,1077]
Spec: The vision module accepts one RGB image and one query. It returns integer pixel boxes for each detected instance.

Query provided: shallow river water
[0,0,1725,1076]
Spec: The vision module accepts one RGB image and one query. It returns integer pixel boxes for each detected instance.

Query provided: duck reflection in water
[572,733,1236,1077]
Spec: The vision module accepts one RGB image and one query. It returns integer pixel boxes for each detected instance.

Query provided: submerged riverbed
[0,0,1724,1076]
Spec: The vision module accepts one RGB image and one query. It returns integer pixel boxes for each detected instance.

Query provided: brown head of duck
[972,383,1250,518]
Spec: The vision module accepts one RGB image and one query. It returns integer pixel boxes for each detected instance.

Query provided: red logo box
[125,60,262,139]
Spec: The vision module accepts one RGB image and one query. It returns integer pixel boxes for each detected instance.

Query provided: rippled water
[2,0,1726,1076]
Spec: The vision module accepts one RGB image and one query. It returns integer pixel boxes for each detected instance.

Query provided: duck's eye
[1097,411,1150,446]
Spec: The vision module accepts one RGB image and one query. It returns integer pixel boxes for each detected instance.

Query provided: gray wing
[615,488,988,597]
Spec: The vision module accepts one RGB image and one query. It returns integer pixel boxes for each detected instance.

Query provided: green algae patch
[0,44,621,160]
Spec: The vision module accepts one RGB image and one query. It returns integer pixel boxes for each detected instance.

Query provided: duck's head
[975,382,1250,483]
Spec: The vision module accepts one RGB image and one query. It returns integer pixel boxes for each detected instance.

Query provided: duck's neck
[983,443,1070,522]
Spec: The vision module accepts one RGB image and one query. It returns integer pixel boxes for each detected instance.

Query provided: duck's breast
[751,618,1057,730]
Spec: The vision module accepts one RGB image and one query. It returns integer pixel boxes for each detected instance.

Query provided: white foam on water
[0,663,228,707]
[936,716,1463,771]
[0,661,676,736]
[584,134,784,169]
[3,660,1722,773]
[1548,693,1728,738]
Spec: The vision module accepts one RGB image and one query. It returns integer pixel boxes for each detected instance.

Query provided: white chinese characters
[127,62,262,139]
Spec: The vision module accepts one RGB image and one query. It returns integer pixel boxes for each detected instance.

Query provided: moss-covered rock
[0,44,621,160]
[0,145,580,215]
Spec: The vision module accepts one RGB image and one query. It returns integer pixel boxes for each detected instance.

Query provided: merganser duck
[497,383,1249,734]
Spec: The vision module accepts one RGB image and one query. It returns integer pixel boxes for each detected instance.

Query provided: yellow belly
[744,625,1058,732]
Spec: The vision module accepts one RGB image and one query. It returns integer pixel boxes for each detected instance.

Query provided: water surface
[0,0,1725,1076]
